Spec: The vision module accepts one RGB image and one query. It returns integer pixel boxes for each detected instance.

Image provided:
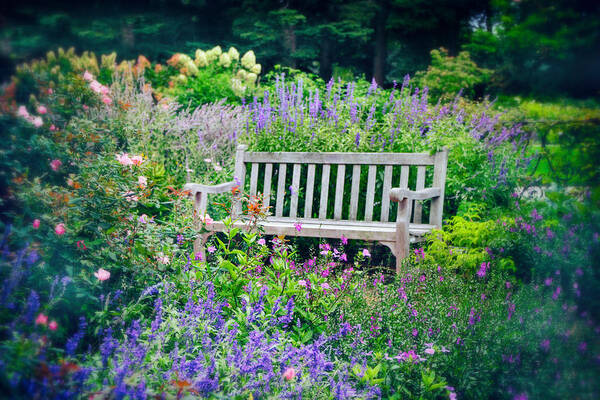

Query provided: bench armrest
[184,181,237,195]
[389,187,441,202]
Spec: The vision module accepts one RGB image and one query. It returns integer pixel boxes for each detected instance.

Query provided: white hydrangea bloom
[236,69,247,80]
[206,49,218,63]
[231,78,246,97]
[250,63,261,75]
[241,50,256,70]
[185,60,199,76]
[218,53,232,68]
[246,72,257,84]
[195,50,208,67]
[228,47,240,61]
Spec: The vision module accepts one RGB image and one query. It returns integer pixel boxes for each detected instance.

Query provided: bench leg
[395,198,410,275]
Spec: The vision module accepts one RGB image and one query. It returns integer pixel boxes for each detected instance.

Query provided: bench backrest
[233,145,448,227]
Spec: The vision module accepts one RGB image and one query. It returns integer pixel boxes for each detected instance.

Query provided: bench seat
[207,218,435,242]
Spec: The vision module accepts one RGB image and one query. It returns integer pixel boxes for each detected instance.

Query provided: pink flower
[138,176,147,188]
[32,219,40,229]
[214,164,223,172]
[83,71,94,81]
[94,268,111,281]
[340,234,348,245]
[204,158,212,163]
[199,214,214,225]
[424,348,435,355]
[50,159,62,171]
[257,238,266,246]
[37,105,47,114]
[49,320,58,331]
[54,223,66,235]
[116,153,133,166]
[362,248,371,258]
[102,96,112,105]
[83,105,89,111]
[321,282,330,290]
[32,116,43,127]
[17,106,29,118]
[207,246,217,254]
[35,313,48,326]
[294,222,302,232]
[283,367,296,381]
[298,280,307,287]
[130,155,144,166]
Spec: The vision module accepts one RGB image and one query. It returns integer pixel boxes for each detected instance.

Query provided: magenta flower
[362,248,371,258]
[54,223,66,235]
[294,222,302,232]
[48,320,58,331]
[37,105,47,114]
[94,268,111,281]
[32,219,40,229]
[340,234,348,245]
[35,313,48,326]
[50,159,62,171]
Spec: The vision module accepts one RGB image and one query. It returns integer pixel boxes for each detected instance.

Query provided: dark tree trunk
[283,26,297,68]
[320,38,332,80]
[372,0,388,85]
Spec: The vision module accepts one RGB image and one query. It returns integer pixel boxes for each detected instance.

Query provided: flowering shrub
[147,46,262,108]
[245,74,529,214]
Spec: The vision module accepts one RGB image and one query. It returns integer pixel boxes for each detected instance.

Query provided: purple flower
[207,246,217,253]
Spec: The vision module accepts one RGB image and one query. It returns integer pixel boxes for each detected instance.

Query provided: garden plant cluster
[0,47,598,399]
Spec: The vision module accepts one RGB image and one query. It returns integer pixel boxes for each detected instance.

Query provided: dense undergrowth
[0,48,598,399]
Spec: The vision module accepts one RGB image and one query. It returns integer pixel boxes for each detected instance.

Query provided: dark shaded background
[1,0,599,97]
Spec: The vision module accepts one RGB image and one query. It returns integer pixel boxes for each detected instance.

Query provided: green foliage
[414,48,492,101]
[426,204,515,274]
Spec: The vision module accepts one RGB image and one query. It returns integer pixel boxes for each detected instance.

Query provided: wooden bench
[184,145,448,273]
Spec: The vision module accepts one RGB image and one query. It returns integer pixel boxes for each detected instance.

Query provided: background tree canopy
[1,0,599,97]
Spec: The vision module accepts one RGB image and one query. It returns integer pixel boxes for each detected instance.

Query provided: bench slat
[245,152,435,165]
[275,163,287,217]
[319,164,330,219]
[380,165,393,222]
[413,166,426,224]
[430,148,448,228]
[399,165,410,222]
[249,163,259,197]
[263,163,273,212]
[334,164,345,220]
[289,164,301,218]
[349,164,361,220]
[365,165,377,221]
[304,164,316,218]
